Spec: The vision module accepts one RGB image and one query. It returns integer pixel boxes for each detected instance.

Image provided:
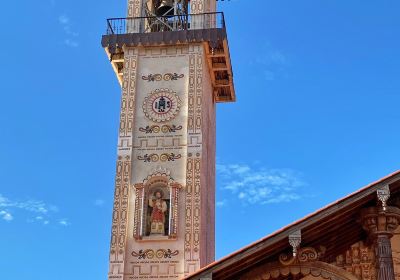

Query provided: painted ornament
[143,89,181,123]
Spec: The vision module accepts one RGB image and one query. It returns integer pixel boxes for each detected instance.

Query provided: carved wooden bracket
[377,185,391,211]
[288,230,301,257]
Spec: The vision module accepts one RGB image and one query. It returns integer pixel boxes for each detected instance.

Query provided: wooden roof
[185,170,400,280]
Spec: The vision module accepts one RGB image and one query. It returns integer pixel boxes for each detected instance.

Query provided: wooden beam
[222,39,235,102]
[214,84,231,88]
[105,47,123,87]
[212,67,228,71]
[203,42,217,102]
[209,53,226,58]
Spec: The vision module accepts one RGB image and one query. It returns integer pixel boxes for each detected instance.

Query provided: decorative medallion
[142,89,181,123]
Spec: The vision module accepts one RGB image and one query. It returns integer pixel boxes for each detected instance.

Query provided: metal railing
[106,12,225,35]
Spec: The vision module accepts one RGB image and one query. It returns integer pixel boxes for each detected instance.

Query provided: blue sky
[1,0,399,279]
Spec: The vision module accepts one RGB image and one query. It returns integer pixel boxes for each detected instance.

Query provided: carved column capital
[360,206,400,238]
[360,206,400,280]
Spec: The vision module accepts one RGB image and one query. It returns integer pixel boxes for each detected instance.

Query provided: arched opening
[144,177,171,237]
[133,169,182,241]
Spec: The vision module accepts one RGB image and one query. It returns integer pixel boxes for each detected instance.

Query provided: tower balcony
[101,12,235,103]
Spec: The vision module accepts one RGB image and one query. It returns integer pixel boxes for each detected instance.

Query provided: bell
[156,0,175,17]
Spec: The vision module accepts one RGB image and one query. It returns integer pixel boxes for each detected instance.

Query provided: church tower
[101,1,235,279]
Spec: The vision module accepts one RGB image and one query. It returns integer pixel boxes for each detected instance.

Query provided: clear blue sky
[1,0,399,279]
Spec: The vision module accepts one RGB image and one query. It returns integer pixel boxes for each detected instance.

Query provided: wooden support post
[375,233,396,280]
[360,206,400,280]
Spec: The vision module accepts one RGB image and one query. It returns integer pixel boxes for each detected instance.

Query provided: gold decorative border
[109,49,137,279]
[185,51,203,272]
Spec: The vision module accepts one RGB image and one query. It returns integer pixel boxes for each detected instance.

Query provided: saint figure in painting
[148,190,168,235]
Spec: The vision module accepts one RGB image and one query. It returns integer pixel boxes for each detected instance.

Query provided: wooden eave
[185,170,400,280]
[203,39,235,103]
[102,28,235,103]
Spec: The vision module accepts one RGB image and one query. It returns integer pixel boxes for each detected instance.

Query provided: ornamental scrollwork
[137,154,159,163]
[160,153,181,162]
[164,73,184,81]
[137,153,181,163]
[139,125,161,133]
[279,246,326,266]
[131,249,179,259]
[142,73,184,82]
[139,124,183,134]
[142,74,162,82]
[161,124,183,133]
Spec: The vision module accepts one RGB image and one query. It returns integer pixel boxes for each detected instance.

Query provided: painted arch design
[241,261,360,280]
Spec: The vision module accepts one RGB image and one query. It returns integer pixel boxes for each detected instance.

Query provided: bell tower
[101,0,235,279]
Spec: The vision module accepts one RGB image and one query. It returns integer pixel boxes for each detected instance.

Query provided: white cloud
[94,199,105,207]
[64,39,79,48]
[254,44,288,67]
[35,216,50,225]
[59,219,70,226]
[58,14,79,47]
[0,194,54,214]
[250,43,289,81]
[58,15,69,25]
[0,193,67,226]
[217,163,305,205]
[264,70,275,81]
[216,200,228,208]
[0,210,13,222]
[49,205,59,212]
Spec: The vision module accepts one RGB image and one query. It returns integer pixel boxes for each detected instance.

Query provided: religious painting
[145,187,170,237]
